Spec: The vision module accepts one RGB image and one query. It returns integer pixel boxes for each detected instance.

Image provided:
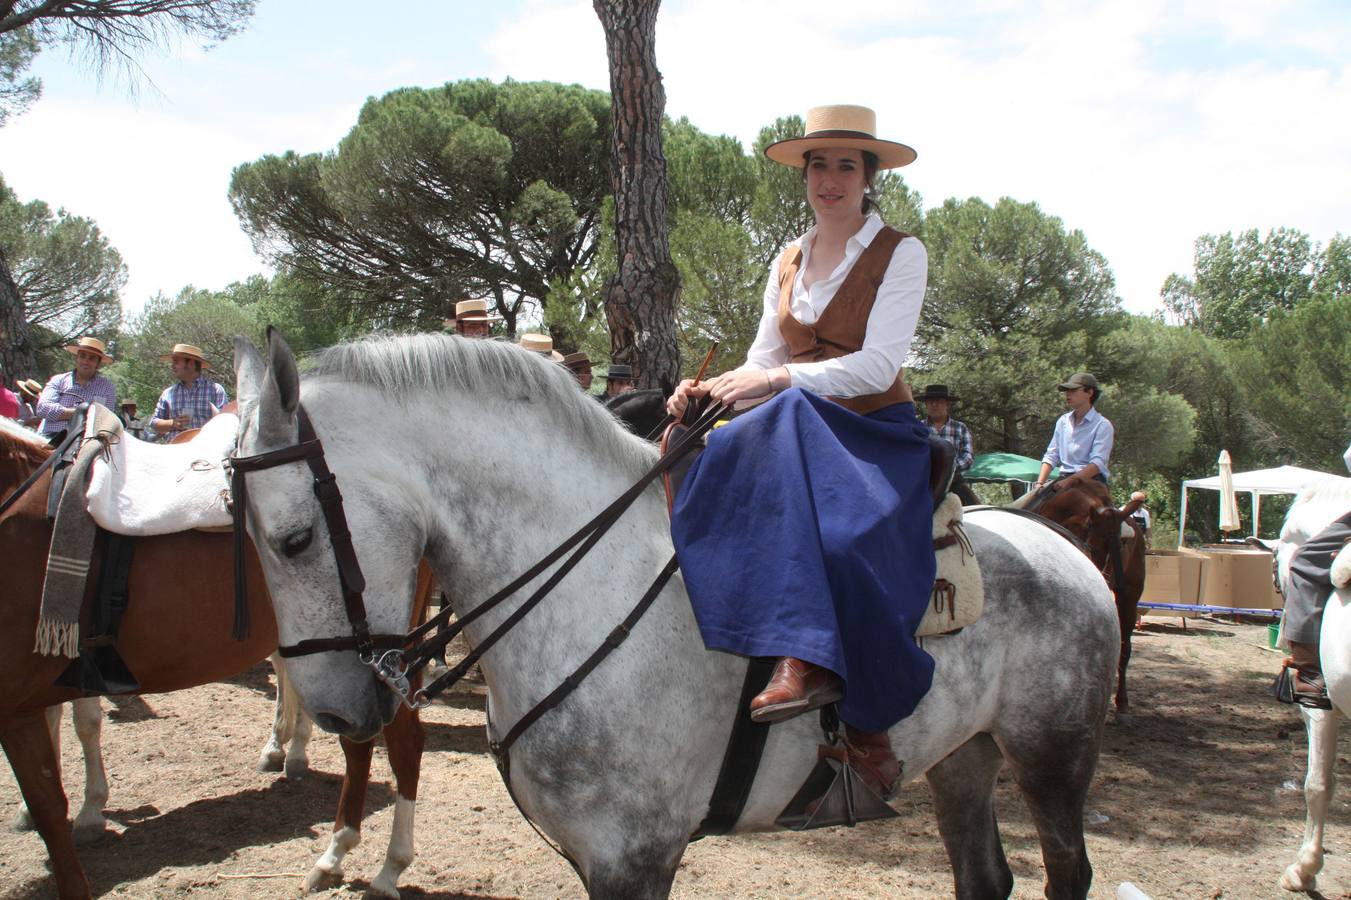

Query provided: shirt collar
[1072,407,1101,425]
[800,213,885,255]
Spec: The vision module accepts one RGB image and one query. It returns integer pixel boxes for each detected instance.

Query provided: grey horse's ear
[265,326,301,417]
[234,335,264,408]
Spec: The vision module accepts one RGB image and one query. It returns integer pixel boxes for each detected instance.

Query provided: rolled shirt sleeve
[153,387,173,423]
[955,423,974,472]
[35,376,68,421]
[1088,418,1115,475]
[1041,418,1064,469]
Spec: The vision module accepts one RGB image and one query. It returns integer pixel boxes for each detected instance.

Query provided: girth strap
[690,655,777,839]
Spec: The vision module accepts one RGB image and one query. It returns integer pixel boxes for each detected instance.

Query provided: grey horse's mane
[308,333,656,471]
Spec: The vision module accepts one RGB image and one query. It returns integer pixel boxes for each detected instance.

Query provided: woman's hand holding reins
[665,367,788,417]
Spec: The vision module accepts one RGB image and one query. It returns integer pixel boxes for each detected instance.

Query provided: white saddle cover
[86,413,238,536]
[916,494,984,638]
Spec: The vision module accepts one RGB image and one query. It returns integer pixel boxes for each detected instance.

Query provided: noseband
[228,405,403,661]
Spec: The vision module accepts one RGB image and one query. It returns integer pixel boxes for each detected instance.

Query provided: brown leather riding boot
[844,725,901,799]
[749,657,843,724]
[1289,640,1332,709]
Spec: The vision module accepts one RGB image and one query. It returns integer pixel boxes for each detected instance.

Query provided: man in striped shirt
[917,384,977,505]
[37,336,119,443]
[150,343,229,441]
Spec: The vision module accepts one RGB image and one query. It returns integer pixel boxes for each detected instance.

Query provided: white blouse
[740,214,928,398]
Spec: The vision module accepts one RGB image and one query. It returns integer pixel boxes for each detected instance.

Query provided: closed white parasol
[1218,449,1240,533]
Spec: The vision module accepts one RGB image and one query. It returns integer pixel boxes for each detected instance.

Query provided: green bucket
[1268,622,1281,650]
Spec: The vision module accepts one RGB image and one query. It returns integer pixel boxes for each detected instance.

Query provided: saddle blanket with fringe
[916,494,983,638]
[85,412,238,536]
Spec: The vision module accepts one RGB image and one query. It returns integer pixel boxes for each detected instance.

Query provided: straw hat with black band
[16,378,42,401]
[64,336,115,365]
[158,343,212,369]
[764,105,916,170]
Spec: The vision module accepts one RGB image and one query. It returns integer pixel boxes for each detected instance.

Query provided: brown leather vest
[776,225,914,416]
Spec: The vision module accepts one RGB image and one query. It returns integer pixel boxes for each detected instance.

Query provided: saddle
[85,412,238,536]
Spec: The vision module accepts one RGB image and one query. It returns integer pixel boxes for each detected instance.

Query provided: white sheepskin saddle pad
[916,494,984,638]
[86,413,238,535]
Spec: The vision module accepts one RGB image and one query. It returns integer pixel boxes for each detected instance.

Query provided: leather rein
[227,397,727,758]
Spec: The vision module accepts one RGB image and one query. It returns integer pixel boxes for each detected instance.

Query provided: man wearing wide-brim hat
[916,384,978,505]
[1036,372,1114,492]
[36,336,119,443]
[561,351,593,391]
[603,363,636,399]
[13,378,43,429]
[445,298,502,339]
[518,333,564,362]
[150,343,229,441]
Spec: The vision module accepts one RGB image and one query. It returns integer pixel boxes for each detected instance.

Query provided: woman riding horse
[666,104,931,794]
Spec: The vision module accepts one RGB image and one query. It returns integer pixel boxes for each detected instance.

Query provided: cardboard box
[1195,545,1283,610]
[1142,549,1206,615]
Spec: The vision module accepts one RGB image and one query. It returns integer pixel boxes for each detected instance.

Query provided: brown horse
[0,418,431,899]
[1022,480,1147,714]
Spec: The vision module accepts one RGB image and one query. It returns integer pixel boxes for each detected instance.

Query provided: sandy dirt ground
[2,617,1349,899]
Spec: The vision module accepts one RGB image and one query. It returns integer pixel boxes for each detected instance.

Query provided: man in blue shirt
[36,336,119,443]
[150,343,229,441]
[1035,372,1114,492]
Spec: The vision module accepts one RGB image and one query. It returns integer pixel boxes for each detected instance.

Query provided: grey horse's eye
[281,527,314,558]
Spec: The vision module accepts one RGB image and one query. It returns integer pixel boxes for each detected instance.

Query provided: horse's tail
[269,652,302,745]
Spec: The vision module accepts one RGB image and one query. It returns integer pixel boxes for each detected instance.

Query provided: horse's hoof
[305,865,343,893]
[284,756,310,780]
[1113,709,1133,727]
[1280,862,1317,892]
[73,822,109,846]
[257,751,285,773]
[10,808,34,832]
[369,875,401,899]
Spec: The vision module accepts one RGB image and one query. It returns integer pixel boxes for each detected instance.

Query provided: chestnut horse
[0,417,430,899]
[1019,480,1147,715]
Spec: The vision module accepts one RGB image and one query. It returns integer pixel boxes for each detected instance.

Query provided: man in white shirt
[1035,372,1114,492]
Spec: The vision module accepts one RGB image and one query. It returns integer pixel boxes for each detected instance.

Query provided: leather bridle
[228,404,404,660]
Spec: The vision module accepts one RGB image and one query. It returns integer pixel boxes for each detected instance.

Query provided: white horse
[1275,475,1351,893]
[233,330,1120,899]
[10,655,313,842]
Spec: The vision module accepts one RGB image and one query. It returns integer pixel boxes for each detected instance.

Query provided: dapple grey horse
[232,330,1118,899]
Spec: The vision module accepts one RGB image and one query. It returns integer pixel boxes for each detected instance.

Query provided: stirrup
[775,705,899,831]
[1273,663,1332,710]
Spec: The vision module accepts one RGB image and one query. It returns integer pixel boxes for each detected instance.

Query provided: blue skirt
[670,388,936,732]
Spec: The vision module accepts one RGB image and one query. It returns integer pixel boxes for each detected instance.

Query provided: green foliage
[1162,227,1350,338]
[1230,293,1351,471]
[230,79,612,335]
[0,29,40,125]
[105,286,258,412]
[0,173,125,352]
[915,196,1123,456]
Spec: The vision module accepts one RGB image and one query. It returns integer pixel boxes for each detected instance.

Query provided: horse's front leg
[1282,706,1342,892]
[306,731,374,893]
[69,698,109,843]
[1,710,90,899]
[370,702,425,898]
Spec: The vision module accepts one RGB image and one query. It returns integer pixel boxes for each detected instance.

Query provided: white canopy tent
[1178,465,1344,546]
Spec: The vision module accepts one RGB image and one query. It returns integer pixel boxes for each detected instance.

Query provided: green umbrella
[964,452,1058,484]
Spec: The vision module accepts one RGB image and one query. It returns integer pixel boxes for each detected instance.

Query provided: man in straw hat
[445,298,502,339]
[36,336,119,444]
[561,351,593,392]
[13,378,44,428]
[917,384,978,505]
[518,333,564,361]
[150,343,229,441]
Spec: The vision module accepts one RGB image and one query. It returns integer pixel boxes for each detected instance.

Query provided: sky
[2,0,1349,321]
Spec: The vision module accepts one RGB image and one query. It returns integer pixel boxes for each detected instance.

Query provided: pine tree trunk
[593,0,681,391]
[0,247,35,378]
